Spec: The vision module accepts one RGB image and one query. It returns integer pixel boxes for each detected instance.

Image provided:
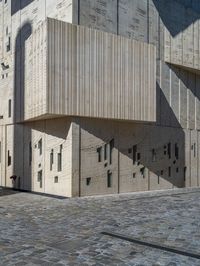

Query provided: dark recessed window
[137,153,141,161]
[38,170,42,188]
[8,150,11,166]
[194,143,196,157]
[57,153,61,172]
[132,145,137,164]
[6,37,11,52]
[168,143,171,159]
[168,167,171,177]
[54,176,58,183]
[86,177,91,186]
[8,99,11,117]
[97,147,102,162]
[107,170,112,188]
[109,139,114,164]
[152,149,156,162]
[175,143,179,160]
[50,149,53,170]
[128,148,132,154]
[104,144,108,160]
[38,138,42,155]
[184,167,187,181]
[29,141,32,166]
[140,167,145,178]
[133,173,136,178]
[57,145,62,172]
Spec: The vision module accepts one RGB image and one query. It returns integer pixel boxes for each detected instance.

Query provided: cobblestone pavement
[1,188,200,266]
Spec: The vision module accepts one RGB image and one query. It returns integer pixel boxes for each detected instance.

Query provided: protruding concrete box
[164,3,200,72]
[25,17,156,122]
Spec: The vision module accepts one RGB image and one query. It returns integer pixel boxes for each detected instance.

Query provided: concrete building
[0,0,200,197]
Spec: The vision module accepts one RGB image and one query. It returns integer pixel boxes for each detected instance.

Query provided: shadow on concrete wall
[152,0,200,37]
[79,58,200,193]
[11,0,34,16]
[12,22,32,190]
[78,63,187,193]
[80,86,185,192]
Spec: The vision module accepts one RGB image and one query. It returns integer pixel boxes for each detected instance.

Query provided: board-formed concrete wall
[1,0,200,197]
[46,18,156,122]
[1,118,73,197]
[0,0,73,125]
[73,0,200,129]
[70,117,200,197]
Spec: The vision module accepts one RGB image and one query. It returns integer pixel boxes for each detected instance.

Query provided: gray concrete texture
[0,0,200,197]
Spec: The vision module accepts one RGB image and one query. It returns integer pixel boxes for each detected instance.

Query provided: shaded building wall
[72,118,186,197]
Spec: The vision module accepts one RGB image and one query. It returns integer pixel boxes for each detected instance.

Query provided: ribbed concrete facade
[0,0,200,197]
[47,19,156,122]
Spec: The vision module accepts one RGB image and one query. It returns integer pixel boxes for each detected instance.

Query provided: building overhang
[24,18,156,123]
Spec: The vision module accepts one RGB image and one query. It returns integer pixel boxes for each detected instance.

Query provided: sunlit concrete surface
[1,187,200,265]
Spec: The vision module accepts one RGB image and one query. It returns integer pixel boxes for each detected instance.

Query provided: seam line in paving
[112,190,200,203]
[101,231,200,260]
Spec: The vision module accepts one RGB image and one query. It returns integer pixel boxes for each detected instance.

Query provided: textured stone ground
[1,188,200,265]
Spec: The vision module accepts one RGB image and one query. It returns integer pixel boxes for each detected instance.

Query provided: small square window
[54,176,58,183]
[128,148,132,154]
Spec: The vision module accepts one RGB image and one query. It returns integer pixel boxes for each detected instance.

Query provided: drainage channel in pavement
[101,231,200,260]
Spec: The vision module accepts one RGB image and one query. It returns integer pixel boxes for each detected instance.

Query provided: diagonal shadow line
[101,231,200,260]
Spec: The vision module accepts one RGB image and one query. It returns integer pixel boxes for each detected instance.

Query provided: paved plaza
[1,188,200,265]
